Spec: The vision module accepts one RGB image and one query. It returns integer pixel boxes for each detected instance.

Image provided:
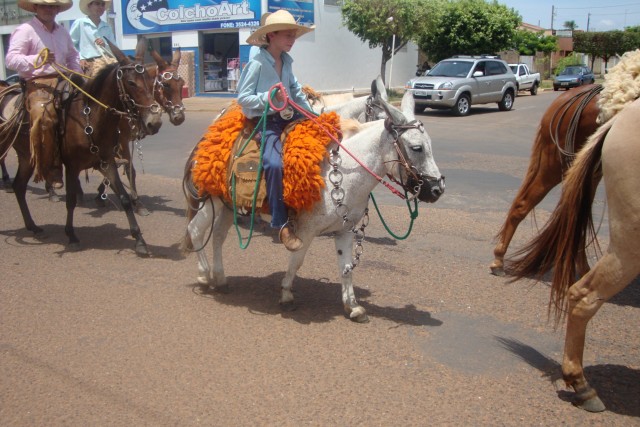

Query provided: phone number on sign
[220,21,259,28]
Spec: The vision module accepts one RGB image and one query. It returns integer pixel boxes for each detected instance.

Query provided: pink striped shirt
[5,17,82,79]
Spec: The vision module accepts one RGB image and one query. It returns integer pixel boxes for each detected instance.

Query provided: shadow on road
[496,337,640,417]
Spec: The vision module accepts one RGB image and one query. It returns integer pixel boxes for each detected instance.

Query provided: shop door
[201,33,239,93]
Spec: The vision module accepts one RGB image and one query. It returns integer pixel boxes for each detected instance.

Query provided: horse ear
[134,36,148,63]
[151,49,169,70]
[171,47,181,68]
[400,90,416,120]
[376,75,388,101]
[107,38,129,65]
[381,97,407,126]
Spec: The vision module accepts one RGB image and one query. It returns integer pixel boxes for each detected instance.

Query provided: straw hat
[18,0,73,13]
[79,0,111,15]
[246,10,315,47]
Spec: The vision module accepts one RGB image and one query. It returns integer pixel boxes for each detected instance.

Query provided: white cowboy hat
[18,0,73,13]
[79,0,111,15]
[246,10,315,47]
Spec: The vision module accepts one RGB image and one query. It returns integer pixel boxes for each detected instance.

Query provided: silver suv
[406,55,517,116]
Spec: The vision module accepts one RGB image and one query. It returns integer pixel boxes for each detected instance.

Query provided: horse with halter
[0,37,163,256]
[180,86,445,322]
[505,95,640,413]
[490,84,602,276]
[93,47,186,215]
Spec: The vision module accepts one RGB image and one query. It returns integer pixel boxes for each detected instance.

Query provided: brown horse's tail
[179,138,210,254]
[506,118,613,326]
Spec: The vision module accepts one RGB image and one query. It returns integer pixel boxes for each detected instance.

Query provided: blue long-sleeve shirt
[236,47,311,119]
[69,17,115,60]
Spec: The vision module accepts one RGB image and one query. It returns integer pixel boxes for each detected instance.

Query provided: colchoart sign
[122,0,261,34]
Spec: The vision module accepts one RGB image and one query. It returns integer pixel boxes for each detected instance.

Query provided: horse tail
[506,118,613,326]
[179,138,210,254]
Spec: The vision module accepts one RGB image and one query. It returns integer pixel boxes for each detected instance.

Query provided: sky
[501,0,640,31]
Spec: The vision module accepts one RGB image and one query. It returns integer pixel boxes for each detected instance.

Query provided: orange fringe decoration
[191,108,342,212]
[191,103,245,199]
[283,111,341,211]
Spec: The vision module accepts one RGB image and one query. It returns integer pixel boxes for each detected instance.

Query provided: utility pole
[587,13,591,31]
[550,5,555,79]
[551,5,554,31]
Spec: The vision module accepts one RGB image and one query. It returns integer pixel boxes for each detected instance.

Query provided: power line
[556,2,640,10]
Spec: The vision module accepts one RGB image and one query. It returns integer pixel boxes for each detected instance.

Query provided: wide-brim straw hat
[246,10,315,47]
[18,0,73,13]
[79,0,111,15]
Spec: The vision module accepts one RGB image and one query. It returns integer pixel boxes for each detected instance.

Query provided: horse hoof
[4,186,14,193]
[280,301,297,312]
[490,266,506,276]
[135,245,151,257]
[348,306,369,323]
[28,225,44,235]
[68,242,81,252]
[576,395,606,412]
[135,205,151,216]
[48,193,61,203]
[197,275,210,285]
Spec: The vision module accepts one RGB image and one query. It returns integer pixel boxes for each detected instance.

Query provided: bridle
[153,68,185,117]
[383,117,444,200]
[116,62,162,116]
[364,94,385,122]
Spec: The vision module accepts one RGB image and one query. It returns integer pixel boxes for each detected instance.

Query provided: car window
[561,66,581,75]
[473,61,486,75]
[486,61,507,76]
[509,65,517,74]
[429,61,474,77]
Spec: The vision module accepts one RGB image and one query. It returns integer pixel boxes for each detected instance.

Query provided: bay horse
[490,84,602,276]
[180,89,445,322]
[94,48,186,215]
[1,37,163,255]
[505,97,640,412]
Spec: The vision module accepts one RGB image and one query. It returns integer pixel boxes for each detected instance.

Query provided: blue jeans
[259,115,292,229]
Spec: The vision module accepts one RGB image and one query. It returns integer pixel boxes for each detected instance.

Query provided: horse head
[107,37,163,135]
[151,48,185,126]
[379,91,444,203]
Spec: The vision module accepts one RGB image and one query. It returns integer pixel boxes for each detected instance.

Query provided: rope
[370,192,418,240]
[34,47,110,110]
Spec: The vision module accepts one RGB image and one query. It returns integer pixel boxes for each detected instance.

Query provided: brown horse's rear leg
[491,149,563,276]
[64,170,82,250]
[1,157,13,192]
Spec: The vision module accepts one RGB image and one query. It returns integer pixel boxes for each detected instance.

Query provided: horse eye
[162,83,170,89]
[127,79,138,87]
[410,145,423,153]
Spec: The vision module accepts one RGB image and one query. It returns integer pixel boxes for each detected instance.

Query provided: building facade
[0,0,418,96]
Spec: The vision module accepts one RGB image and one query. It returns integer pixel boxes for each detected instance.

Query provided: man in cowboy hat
[70,0,116,75]
[236,9,315,252]
[5,0,82,190]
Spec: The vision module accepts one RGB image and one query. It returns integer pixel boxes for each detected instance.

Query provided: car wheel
[530,83,538,96]
[498,90,514,111]
[554,86,559,91]
[451,94,470,116]
[414,105,425,114]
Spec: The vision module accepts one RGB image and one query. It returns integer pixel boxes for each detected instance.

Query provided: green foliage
[512,29,557,55]
[574,30,640,69]
[417,0,521,62]
[341,0,435,82]
[563,20,578,30]
[554,53,581,75]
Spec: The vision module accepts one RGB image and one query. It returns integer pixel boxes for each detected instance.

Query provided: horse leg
[63,169,82,250]
[45,181,62,203]
[12,150,42,234]
[334,231,368,323]
[561,252,637,412]
[124,163,150,216]
[491,147,563,276]
[1,157,12,191]
[279,235,312,311]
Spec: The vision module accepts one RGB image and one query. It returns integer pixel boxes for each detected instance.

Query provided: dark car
[553,66,595,91]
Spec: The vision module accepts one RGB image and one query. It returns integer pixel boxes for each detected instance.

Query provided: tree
[341,0,434,84]
[512,29,557,56]
[574,30,640,71]
[563,20,578,30]
[417,0,521,62]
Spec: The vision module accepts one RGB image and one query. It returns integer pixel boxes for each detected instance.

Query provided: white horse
[181,90,444,322]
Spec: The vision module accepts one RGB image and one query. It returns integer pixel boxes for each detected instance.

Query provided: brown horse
[94,48,186,215]
[490,84,603,276]
[1,37,163,255]
[505,97,640,412]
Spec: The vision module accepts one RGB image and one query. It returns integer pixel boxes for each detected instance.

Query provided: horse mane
[84,61,120,95]
[505,119,612,326]
[597,49,640,123]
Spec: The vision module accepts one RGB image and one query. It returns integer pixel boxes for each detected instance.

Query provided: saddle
[0,84,28,158]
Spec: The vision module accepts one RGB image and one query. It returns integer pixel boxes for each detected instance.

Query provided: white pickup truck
[509,63,541,95]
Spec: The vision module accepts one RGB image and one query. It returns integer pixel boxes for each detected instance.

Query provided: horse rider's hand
[46,52,56,64]
[275,91,285,103]
[95,38,105,47]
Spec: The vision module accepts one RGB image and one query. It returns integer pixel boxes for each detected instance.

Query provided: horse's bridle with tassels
[153,69,185,116]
